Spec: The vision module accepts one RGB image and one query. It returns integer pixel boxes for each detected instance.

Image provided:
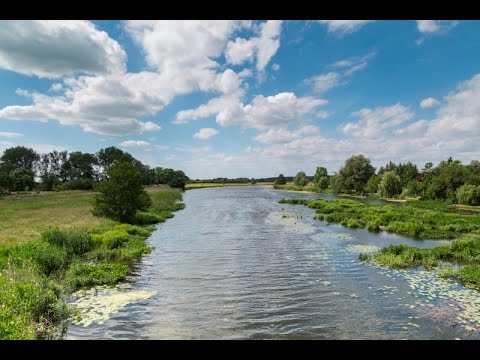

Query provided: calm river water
[67,186,480,339]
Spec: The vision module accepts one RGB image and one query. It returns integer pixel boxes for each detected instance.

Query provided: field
[0,186,183,339]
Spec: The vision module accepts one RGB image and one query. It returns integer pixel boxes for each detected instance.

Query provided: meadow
[0,186,183,339]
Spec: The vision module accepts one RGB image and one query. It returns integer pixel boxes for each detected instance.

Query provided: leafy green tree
[97,146,134,171]
[365,174,380,194]
[168,170,189,189]
[293,171,308,186]
[329,173,343,193]
[93,162,152,222]
[0,169,11,193]
[9,168,35,192]
[378,171,402,198]
[456,184,480,206]
[274,174,286,185]
[312,167,328,191]
[337,154,375,194]
[0,146,39,173]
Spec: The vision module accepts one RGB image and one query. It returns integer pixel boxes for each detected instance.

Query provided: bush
[378,171,402,198]
[93,162,152,223]
[458,265,480,287]
[456,184,480,206]
[42,228,93,256]
[133,211,164,225]
[293,171,308,187]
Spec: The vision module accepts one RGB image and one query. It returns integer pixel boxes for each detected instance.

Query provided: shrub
[42,228,93,256]
[456,184,480,206]
[91,230,129,249]
[93,162,152,223]
[458,265,480,287]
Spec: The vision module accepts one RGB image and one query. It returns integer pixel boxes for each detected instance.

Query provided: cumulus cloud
[49,83,63,92]
[119,140,151,148]
[420,97,440,108]
[416,20,458,34]
[342,103,414,138]
[318,20,373,35]
[0,72,165,135]
[254,125,320,144]
[193,128,219,140]
[0,20,126,78]
[225,20,282,72]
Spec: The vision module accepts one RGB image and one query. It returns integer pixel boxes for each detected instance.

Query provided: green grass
[280,198,480,239]
[273,181,318,192]
[0,186,183,339]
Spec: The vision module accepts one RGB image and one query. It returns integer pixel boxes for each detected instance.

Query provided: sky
[0,20,479,179]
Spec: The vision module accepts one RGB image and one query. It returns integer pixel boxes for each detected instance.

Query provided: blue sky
[1,20,479,179]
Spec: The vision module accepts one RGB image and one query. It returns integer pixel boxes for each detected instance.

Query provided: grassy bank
[0,186,183,339]
[279,198,480,239]
[368,233,480,290]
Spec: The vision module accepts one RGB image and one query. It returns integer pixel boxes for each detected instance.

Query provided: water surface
[67,186,480,339]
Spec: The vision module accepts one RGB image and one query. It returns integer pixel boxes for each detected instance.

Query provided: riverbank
[280,198,480,239]
[0,186,183,339]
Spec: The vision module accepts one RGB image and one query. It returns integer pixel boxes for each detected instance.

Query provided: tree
[456,184,480,206]
[378,171,402,198]
[293,171,308,186]
[274,174,286,185]
[168,170,189,190]
[0,146,39,173]
[93,162,152,223]
[329,173,343,193]
[365,174,380,194]
[9,168,35,192]
[337,154,375,194]
[312,167,329,191]
[96,146,134,171]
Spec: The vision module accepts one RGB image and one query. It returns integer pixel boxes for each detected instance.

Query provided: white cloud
[254,125,320,144]
[15,88,30,97]
[342,103,414,138]
[416,20,459,34]
[0,72,165,135]
[217,92,327,129]
[176,91,326,130]
[318,20,373,35]
[119,140,151,148]
[193,128,219,140]
[420,97,440,108]
[0,131,23,138]
[0,20,126,78]
[305,72,341,94]
[306,51,375,94]
[49,83,63,92]
[225,20,282,72]
[272,63,280,71]
[317,110,330,119]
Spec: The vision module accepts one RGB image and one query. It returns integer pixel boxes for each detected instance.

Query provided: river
[67,186,480,339]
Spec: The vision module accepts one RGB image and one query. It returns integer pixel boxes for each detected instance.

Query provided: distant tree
[93,162,152,223]
[0,169,11,193]
[378,171,402,198]
[97,146,134,171]
[9,168,35,192]
[329,173,343,193]
[312,167,329,191]
[67,151,98,189]
[365,174,380,194]
[337,154,375,194]
[168,170,189,190]
[274,174,286,185]
[456,184,480,206]
[422,162,433,173]
[0,146,39,173]
[293,171,308,187]
[250,178,257,184]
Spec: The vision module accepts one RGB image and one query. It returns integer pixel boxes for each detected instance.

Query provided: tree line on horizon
[0,145,190,193]
[275,154,480,206]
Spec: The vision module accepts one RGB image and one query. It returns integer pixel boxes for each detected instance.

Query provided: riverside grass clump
[0,186,184,339]
[369,233,480,289]
[279,198,480,239]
